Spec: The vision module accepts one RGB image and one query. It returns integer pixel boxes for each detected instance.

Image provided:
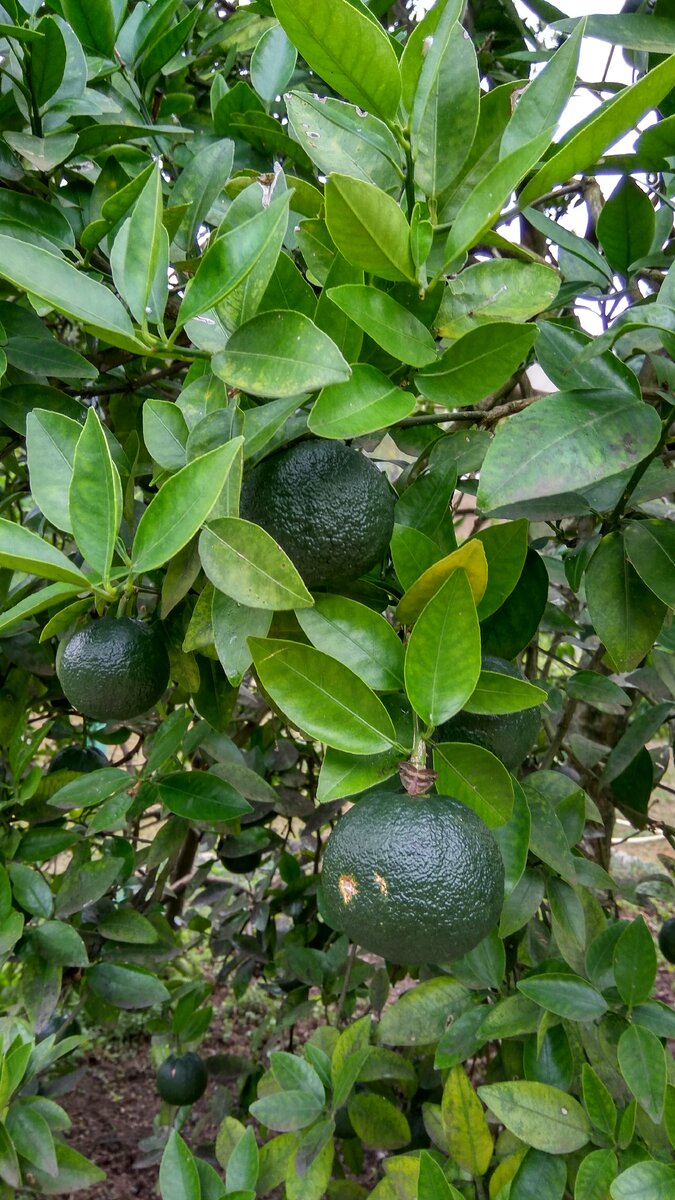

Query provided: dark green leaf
[250,1090,323,1133]
[61,0,115,56]
[586,533,666,673]
[417,323,538,408]
[158,772,252,823]
[597,178,656,275]
[69,408,121,586]
[87,964,170,1011]
[624,519,675,610]
[517,973,607,1021]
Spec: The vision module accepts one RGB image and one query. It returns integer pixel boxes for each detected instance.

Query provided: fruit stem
[399,719,437,796]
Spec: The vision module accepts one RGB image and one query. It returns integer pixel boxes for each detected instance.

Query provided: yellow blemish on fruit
[373,872,388,896]
[339,875,358,904]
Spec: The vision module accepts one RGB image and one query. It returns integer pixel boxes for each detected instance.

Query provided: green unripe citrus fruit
[239,439,395,589]
[56,617,170,721]
[436,654,541,771]
[156,1052,208,1106]
[48,745,108,774]
[658,917,675,963]
[320,791,504,965]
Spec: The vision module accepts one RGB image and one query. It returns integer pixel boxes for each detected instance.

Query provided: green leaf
[436,260,560,339]
[525,208,614,286]
[582,1064,618,1140]
[272,0,401,121]
[171,139,235,252]
[178,194,290,329]
[441,1064,492,1175]
[501,19,584,157]
[110,163,168,327]
[69,408,121,587]
[478,1081,590,1154]
[30,15,66,108]
[143,399,189,472]
[6,1104,57,1178]
[534,319,639,399]
[556,13,675,54]
[348,1093,410,1150]
[613,916,658,1008]
[596,178,655,275]
[434,743,513,828]
[405,569,481,726]
[309,364,415,439]
[417,1150,462,1200]
[159,1131,200,1200]
[131,439,243,574]
[199,517,313,611]
[26,410,80,533]
[8,863,53,919]
[297,594,404,691]
[493,780,530,896]
[250,1090,323,1133]
[464,670,545,715]
[54,857,123,918]
[251,23,297,103]
[520,52,675,206]
[416,323,538,408]
[226,1125,259,1194]
[603,701,674,785]
[98,909,159,945]
[157,772,252,823]
[212,590,271,685]
[285,92,403,195]
[624,519,675,610]
[517,973,608,1021]
[248,637,397,754]
[470,521,529,622]
[411,8,479,199]
[61,0,115,56]
[477,392,662,519]
[443,132,552,265]
[499,870,545,939]
[213,310,349,398]
[377,977,470,1047]
[391,525,442,592]
[87,963,169,1010]
[325,175,416,284]
[26,1142,106,1195]
[48,767,130,811]
[0,519,89,587]
[32,920,88,967]
[326,285,437,367]
[0,236,142,353]
[617,1023,666,1123]
[610,1161,675,1200]
[138,7,199,83]
[585,533,666,672]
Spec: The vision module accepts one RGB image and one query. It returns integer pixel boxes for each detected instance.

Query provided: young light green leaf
[521,51,675,206]
[436,259,560,338]
[404,569,481,726]
[26,410,81,533]
[0,237,143,353]
[69,408,122,587]
[296,594,405,691]
[213,310,350,398]
[248,637,398,754]
[433,742,513,828]
[416,323,538,408]
[326,285,437,367]
[199,516,314,610]
[309,364,415,440]
[272,0,401,121]
[131,438,244,574]
[325,175,416,283]
[110,163,167,327]
[0,519,89,587]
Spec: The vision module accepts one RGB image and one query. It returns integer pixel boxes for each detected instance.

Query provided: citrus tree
[0,0,674,1197]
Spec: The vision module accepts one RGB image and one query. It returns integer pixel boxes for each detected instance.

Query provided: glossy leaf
[481,547,549,660]
[172,139,235,252]
[250,23,297,103]
[131,439,243,574]
[199,517,313,611]
[325,175,416,284]
[30,16,67,107]
[272,0,401,121]
[434,742,513,828]
[309,364,415,439]
[143,400,189,472]
[327,285,437,367]
[296,594,404,691]
[87,964,169,1010]
[212,591,272,685]
[390,524,442,592]
[477,392,662,519]
[158,772,252,823]
[249,638,398,754]
[412,5,479,198]
[501,19,584,157]
[618,1024,666,1123]
[585,533,666,672]
[597,178,655,275]
[397,541,487,625]
[493,780,530,896]
[213,310,349,398]
[61,0,115,56]
[534,319,639,399]
[69,408,121,587]
[610,1162,675,1200]
[582,1064,618,1140]
[418,1151,462,1200]
[0,519,89,587]
[517,974,608,1021]
[436,260,560,338]
[250,1089,323,1133]
[159,1131,200,1200]
[404,569,481,726]
[465,670,546,715]
[624,519,675,609]
[472,519,528,620]
[417,322,538,408]
[285,92,404,194]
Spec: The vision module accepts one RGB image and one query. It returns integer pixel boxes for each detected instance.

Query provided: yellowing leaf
[441,1064,493,1176]
[396,540,487,625]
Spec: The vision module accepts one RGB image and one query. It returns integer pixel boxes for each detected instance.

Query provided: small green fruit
[156,1052,208,1106]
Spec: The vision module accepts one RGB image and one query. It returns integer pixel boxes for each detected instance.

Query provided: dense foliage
[0,1,674,1197]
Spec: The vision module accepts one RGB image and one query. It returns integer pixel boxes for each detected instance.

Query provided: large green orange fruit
[56,617,170,721]
[320,791,504,965]
[156,1053,208,1106]
[239,439,395,589]
[436,654,541,770]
